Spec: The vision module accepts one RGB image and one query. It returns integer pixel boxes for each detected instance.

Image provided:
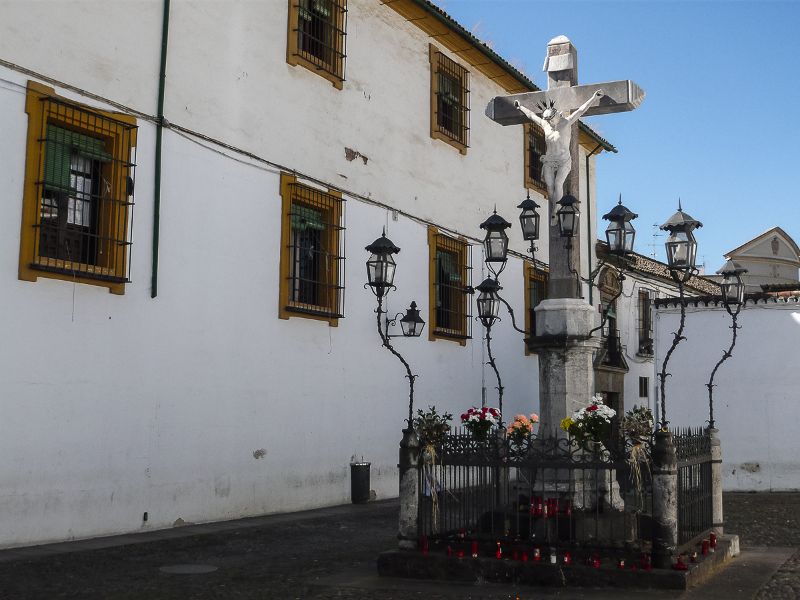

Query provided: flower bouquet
[460,406,500,442]
[560,395,616,451]
[507,413,539,449]
[622,405,654,506]
[413,406,453,449]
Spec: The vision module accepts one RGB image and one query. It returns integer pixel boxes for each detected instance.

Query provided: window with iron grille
[639,376,649,398]
[524,262,548,355]
[428,228,472,343]
[287,0,347,89]
[524,122,547,195]
[429,45,470,153]
[19,81,137,295]
[279,173,345,325]
[637,289,654,355]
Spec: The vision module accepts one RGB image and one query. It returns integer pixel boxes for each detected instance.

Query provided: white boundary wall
[654,300,800,491]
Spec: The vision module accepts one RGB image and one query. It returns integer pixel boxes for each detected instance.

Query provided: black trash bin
[350,461,370,504]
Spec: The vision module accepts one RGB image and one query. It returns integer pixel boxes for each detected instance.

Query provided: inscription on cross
[486,35,645,299]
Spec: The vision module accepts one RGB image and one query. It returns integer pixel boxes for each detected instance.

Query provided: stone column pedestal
[652,430,678,569]
[534,298,602,438]
[398,428,420,550]
[709,427,724,535]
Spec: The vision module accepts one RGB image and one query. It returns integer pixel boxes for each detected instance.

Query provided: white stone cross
[486,35,645,299]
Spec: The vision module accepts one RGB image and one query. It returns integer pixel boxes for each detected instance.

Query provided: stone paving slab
[0,493,796,599]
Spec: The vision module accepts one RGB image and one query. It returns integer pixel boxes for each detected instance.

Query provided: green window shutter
[437,249,461,283]
[44,125,112,191]
[291,204,325,231]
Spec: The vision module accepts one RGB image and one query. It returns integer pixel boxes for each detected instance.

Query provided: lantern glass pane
[400,308,425,337]
[665,231,696,270]
[520,209,539,241]
[400,318,415,337]
[623,221,636,253]
[559,210,579,238]
[484,230,509,263]
[721,275,743,305]
[605,222,622,254]
[367,252,396,288]
[477,291,500,325]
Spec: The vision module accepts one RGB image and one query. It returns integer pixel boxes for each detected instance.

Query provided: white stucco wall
[0,28,555,552]
[654,301,800,491]
[0,0,611,547]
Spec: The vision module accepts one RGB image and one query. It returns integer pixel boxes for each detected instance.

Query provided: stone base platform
[377,534,739,591]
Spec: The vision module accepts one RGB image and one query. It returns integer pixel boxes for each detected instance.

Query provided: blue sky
[433,0,800,271]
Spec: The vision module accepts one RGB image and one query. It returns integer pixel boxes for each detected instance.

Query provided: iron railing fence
[418,428,653,554]
[674,427,713,547]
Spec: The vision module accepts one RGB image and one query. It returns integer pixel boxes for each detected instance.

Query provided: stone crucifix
[486,35,645,299]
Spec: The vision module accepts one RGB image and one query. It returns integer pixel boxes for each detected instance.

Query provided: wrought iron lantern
[556,194,580,238]
[517,191,541,243]
[602,196,638,256]
[475,278,501,328]
[717,260,747,307]
[399,301,425,337]
[365,229,401,297]
[660,202,702,273]
[479,209,512,275]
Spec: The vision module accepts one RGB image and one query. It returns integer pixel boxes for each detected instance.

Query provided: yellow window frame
[278,173,344,326]
[286,0,347,89]
[428,226,470,345]
[523,261,549,355]
[19,81,137,295]
[429,44,470,154]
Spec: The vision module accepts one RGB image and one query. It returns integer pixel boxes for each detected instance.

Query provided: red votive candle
[533,547,541,562]
[563,551,572,565]
[710,532,717,552]
[702,540,709,555]
[690,551,697,563]
[495,541,502,560]
[447,545,453,557]
[471,541,478,558]
[512,549,519,561]
[522,551,529,562]
[457,549,464,559]
[617,558,625,569]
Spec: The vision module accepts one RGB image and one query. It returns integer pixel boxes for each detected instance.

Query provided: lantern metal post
[705,260,747,428]
[365,232,424,426]
[656,202,702,429]
[476,277,504,418]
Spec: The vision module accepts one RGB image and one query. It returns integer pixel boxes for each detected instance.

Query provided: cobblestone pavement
[0,493,797,600]
[723,493,800,600]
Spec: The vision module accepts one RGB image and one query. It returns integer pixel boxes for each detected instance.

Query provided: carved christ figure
[514,89,603,214]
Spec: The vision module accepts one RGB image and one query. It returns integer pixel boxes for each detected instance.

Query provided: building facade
[720,227,800,292]
[0,0,622,548]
